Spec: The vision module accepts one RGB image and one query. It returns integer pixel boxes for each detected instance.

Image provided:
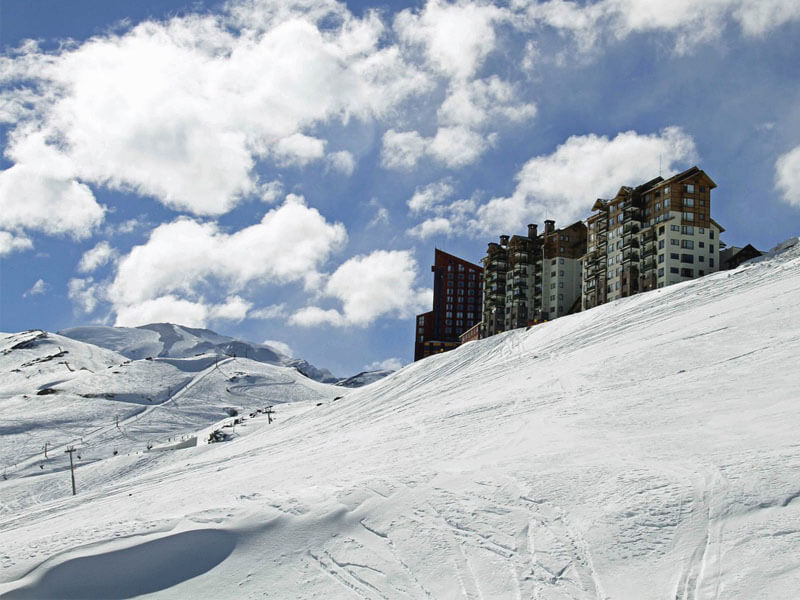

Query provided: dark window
[681,254,694,263]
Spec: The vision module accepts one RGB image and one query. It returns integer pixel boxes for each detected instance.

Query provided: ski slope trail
[1,240,799,599]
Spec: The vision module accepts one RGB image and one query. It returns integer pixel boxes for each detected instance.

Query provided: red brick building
[414,249,483,361]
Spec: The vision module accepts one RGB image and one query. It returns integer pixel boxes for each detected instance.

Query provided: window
[658,267,664,277]
[671,224,680,231]
[699,241,705,248]
[681,240,694,249]
[671,239,679,246]
[659,226,665,235]
[699,186,705,193]
[709,245,714,253]
[559,281,564,288]
[699,270,705,276]
[664,186,670,194]
[699,256,705,263]
[670,267,679,274]
[656,202,661,211]
[682,225,694,235]
[658,240,665,249]
[709,231,715,239]
[681,267,694,277]
[684,198,695,208]
[683,212,694,221]
[615,282,620,290]
[681,254,694,263]
[616,267,622,276]
[558,294,564,300]
[559,258,565,264]
[709,258,715,267]
[684,183,695,193]
[559,270,565,276]
[658,254,665,263]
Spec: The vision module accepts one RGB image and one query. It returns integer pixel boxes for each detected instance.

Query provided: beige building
[582,166,723,310]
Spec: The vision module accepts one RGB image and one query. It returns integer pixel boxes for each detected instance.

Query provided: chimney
[544,220,555,235]
[499,235,509,247]
[527,223,538,239]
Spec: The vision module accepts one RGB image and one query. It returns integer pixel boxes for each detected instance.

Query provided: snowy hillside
[1,239,799,599]
[61,322,341,383]
[336,369,396,388]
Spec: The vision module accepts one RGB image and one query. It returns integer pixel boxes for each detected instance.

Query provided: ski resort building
[582,166,724,310]
[414,249,483,361]
[481,220,587,337]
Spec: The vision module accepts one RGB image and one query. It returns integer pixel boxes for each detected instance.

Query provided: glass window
[671,224,680,231]
[670,267,679,274]
[658,267,664,277]
[671,239,679,246]
[684,183,695,193]
[710,231,715,239]
[658,254,664,263]
[709,258,715,267]
[681,240,694,249]
[684,198,695,208]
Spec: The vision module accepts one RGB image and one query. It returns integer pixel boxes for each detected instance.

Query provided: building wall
[582,166,721,308]
[415,249,482,361]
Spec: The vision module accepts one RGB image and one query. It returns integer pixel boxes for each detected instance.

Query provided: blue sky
[1,0,799,376]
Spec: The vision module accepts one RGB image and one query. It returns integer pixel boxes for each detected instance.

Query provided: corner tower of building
[414,249,483,361]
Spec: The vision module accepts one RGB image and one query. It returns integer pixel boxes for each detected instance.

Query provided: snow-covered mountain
[61,322,340,383]
[336,369,396,388]
[1,238,799,599]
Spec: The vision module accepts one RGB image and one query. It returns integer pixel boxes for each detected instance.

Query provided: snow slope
[1,239,799,599]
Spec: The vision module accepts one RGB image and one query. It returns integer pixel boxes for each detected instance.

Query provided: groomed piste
[1,239,799,599]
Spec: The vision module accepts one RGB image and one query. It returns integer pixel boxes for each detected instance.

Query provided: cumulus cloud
[408,180,455,213]
[395,0,506,80]
[0,2,431,224]
[472,126,698,234]
[0,164,104,239]
[0,231,33,256]
[517,0,800,52]
[78,241,118,273]
[263,339,293,357]
[104,195,346,325]
[23,279,48,297]
[68,277,106,314]
[326,150,356,176]
[365,357,404,371]
[381,125,490,170]
[250,303,289,320]
[775,145,800,207]
[273,134,326,167]
[209,295,253,322]
[290,250,431,327]
[407,217,453,239]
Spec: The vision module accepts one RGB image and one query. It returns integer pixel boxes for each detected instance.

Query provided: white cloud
[23,279,48,297]
[428,126,488,168]
[209,295,252,322]
[106,196,346,323]
[365,357,404,371]
[517,0,800,52]
[775,145,800,208]
[263,339,293,357]
[289,306,345,327]
[114,295,211,328]
[250,303,289,320]
[382,126,490,170]
[326,150,356,176]
[290,250,432,327]
[395,0,506,81]
[0,231,33,256]
[0,4,430,220]
[381,129,428,170]
[408,180,454,213]
[473,127,698,234]
[407,217,453,239]
[78,241,118,273]
[0,164,104,239]
[259,180,284,203]
[68,277,105,314]
[273,133,326,166]
[437,77,536,130]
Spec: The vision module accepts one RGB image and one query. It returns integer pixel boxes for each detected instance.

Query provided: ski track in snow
[1,241,800,598]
